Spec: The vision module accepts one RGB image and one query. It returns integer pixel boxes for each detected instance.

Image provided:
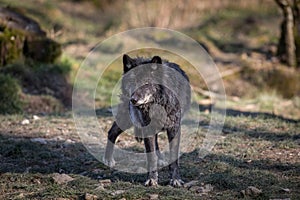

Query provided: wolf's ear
[151,56,162,64]
[123,54,135,72]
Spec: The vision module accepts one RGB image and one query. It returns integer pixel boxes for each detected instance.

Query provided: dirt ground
[0,111,299,199]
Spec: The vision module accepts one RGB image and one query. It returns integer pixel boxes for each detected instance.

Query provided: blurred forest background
[0,0,299,119]
[0,0,299,199]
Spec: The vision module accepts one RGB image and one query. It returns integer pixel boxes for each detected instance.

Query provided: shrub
[0,74,23,114]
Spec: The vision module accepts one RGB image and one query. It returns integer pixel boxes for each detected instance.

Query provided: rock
[50,136,64,142]
[110,190,125,196]
[241,186,262,197]
[184,180,199,188]
[280,188,291,193]
[148,194,159,200]
[17,193,24,198]
[33,115,40,120]
[65,139,75,143]
[32,178,41,184]
[198,184,214,193]
[21,119,30,125]
[30,138,47,145]
[63,139,75,147]
[52,173,74,185]
[98,179,111,186]
[189,184,213,194]
[84,193,98,200]
[94,185,105,191]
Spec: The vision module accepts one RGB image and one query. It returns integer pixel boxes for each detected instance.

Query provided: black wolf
[104,54,191,187]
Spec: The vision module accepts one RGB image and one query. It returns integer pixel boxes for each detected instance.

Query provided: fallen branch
[220,67,242,78]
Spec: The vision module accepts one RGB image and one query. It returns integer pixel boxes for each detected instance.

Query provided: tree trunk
[293,0,300,65]
[276,0,296,67]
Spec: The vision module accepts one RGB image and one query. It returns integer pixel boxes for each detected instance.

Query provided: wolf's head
[121,54,163,106]
[130,83,162,106]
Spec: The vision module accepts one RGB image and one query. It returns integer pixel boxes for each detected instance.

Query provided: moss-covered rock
[0,74,23,114]
[0,27,25,66]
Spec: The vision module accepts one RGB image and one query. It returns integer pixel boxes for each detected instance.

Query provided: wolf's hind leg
[167,126,184,187]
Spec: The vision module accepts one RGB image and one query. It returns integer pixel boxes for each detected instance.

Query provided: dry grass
[124,0,275,29]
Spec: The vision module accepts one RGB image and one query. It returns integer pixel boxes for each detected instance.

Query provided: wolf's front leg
[103,121,123,167]
[144,136,158,186]
[167,126,184,187]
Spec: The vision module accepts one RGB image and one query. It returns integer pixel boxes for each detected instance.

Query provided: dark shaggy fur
[104,54,191,187]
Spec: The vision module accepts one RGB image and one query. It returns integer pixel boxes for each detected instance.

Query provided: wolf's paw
[102,157,115,168]
[144,178,158,187]
[170,179,184,187]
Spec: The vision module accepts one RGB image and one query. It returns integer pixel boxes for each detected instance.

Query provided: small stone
[52,173,74,184]
[17,193,24,198]
[30,138,47,145]
[33,115,40,120]
[32,178,41,184]
[241,186,262,197]
[98,179,111,186]
[198,184,214,193]
[280,188,291,193]
[84,193,98,200]
[232,96,240,102]
[63,139,75,147]
[241,52,248,60]
[94,185,105,191]
[21,119,30,125]
[184,180,198,188]
[189,184,213,194]
[149,194,159,200]
[111,190,125,196]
